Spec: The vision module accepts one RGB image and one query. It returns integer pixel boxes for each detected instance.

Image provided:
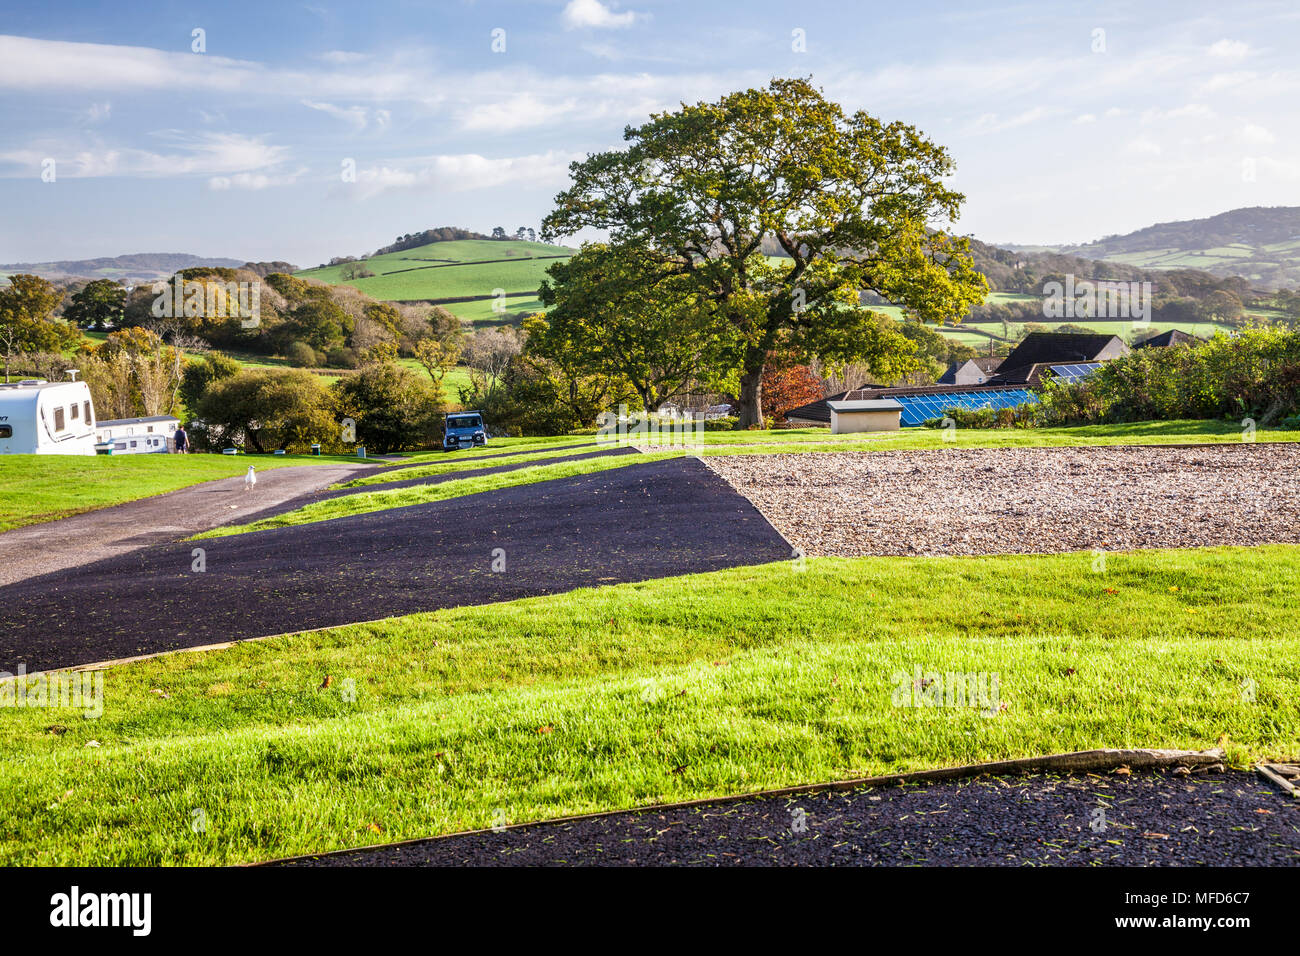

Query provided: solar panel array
[1048,363,1103,383]
[893,389,1038,426]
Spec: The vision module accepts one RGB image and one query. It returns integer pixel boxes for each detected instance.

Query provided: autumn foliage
[761,364,824,424]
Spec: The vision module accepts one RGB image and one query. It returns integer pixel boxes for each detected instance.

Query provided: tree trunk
[736,359,765,429]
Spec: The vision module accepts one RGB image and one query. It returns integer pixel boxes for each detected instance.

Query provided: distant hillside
[1006,207,1300,289]
[0,252,246,284]
[297,237,575,325]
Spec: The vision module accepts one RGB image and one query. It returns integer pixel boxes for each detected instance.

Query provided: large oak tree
[542,78,988,427]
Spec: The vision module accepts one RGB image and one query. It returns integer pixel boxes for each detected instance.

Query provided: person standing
[174,424,189,454]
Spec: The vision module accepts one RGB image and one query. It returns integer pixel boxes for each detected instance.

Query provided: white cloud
[0,131,288,179]
[1240,122,1276,145]
[458,94,581,132]
[350,150,580,198]
[209,167,308,190]
[302,99,370,131]
[82,101,112,124]
[1126,137,1163,156]
[562,0,639,30]
[1208,39,1250,58]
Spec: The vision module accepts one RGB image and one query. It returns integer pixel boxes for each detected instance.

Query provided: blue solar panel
[894,389,1038,426]
[1048,363,1102,383]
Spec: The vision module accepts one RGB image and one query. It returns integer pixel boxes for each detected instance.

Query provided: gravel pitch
[707,444,1300,557]
[278,769,1300,867]
[0,456,789,672]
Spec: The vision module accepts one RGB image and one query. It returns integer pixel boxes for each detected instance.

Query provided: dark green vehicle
[442,411,487,451]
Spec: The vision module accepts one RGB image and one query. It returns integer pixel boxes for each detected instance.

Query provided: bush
[285,341,318,367]
[921,404,1039,430]
[195,368,339,453]
[1037,329,1300,426]
[332,362,445,453]
[326,347,360,369]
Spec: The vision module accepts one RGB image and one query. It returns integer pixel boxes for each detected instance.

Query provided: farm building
[827,398,903,433]
[0,380,97,455]
[986,332,1128,385]
[95,415,180,454]
[938,356,1003,386]
[1135,329,1201,349]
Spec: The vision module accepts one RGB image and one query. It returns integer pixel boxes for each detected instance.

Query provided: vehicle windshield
[447,415,482,429]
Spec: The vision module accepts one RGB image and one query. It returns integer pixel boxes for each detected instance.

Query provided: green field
[3,544,1298,865]
[295,239,573,323]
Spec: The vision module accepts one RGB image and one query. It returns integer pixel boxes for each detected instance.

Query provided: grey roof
[1134,329,1200,349]
[827,399,904,412]
[994,332,1127,380]
[96,415,181,427]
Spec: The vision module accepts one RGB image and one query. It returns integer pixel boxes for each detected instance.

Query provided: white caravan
[0,379,97,455]
[95,415,180,454]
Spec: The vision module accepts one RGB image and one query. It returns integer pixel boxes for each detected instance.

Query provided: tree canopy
[541,78,988,426]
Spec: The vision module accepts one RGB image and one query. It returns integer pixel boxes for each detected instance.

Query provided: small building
[0,380,97,455]
[988,332,1128,385]
[95,415,180,454]
[1135,329,1200,349]
[827,398,903,433]
[938,356,1003,386]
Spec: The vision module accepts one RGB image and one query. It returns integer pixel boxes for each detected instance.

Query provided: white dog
[244,465,257,491]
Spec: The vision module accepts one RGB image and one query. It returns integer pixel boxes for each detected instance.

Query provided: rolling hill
[295,238,574,325]
[0,252,248,284]
[1005,206,1300,289]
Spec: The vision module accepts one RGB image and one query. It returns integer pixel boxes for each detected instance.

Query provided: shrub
[332,362,445,453]
[284,341,318,367]
[1037,329,1300,426]
[326,347,360,369]
[195,368,338,453]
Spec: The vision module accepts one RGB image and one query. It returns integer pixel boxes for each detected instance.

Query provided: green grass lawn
[3,545,1297,865]
[339,440,601,488]
[0,453,369,533]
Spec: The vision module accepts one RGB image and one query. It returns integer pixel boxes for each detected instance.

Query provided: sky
[0,0,1297,267]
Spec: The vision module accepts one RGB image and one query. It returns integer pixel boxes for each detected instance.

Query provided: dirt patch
[706,443,1300,557]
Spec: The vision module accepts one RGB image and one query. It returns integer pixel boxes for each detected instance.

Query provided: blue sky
[1,0,1297,266]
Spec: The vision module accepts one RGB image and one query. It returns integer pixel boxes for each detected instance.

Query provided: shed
[827,398,903,433]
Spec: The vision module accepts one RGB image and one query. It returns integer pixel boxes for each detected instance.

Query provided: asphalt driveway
[278,769,1300,867]
[0,456,791,672]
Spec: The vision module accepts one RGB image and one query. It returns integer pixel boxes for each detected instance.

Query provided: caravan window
[70,404,79,420]
[84,402,93,424]
[0,426,11,439]
[54,407,65,432]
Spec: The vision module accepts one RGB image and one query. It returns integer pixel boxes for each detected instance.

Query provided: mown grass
[0,453,368,533]
[2,546,1298,865]
[339,440,602,488]
[195,450,678,538]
